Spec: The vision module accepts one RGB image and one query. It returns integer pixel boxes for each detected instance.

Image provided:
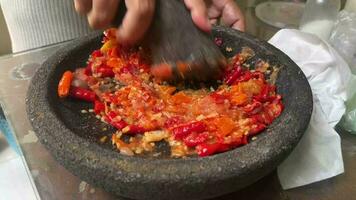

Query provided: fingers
[74,0,92,14]
[116,0,155,45]
[87,0,120,29]
[73,0,155,45]
[221,0,245,31]
[184,0,211,32]
[206,4,220,26]
[209,0,245,31]
[74,0,120,29]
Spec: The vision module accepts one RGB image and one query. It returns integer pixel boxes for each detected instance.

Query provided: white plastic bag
[330,10,356,74]
[330,10,356,133]
[269,29,348,189]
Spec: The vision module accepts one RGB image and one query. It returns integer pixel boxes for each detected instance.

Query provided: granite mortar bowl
[26,26,313,200]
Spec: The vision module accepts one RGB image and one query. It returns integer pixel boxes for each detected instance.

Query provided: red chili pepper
[265,102,284,119]
[229,135,248,147]
[84,63,92,76]
[261,112,274,125]
[164,116,184,129]
[251,114,265,124]
[196,142,230,157]
[224,65,243,85]
[97,66,115,77]
[251,110,273,125]
[243,100,262,113]
[249,123,266,136]
[69,86,96,102]
[107,111,118,121]
[243,135,248,145]
[58,71,73,98]
[210,92,226,104]
[272,94,282,104]
[172,121,206,140]
[236,71,252,83]
[183,132,209,147]
[106,111,128,130]
[91,50,103,58]
[112,121,128,130]
[126,125,146,134]
[269,85,276,93]
[94,100,105,114]
[254,85,270,102]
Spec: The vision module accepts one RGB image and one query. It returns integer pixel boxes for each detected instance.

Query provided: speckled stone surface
[26,26,313,200]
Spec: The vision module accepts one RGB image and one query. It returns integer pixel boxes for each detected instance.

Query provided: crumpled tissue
[268,29,350,189]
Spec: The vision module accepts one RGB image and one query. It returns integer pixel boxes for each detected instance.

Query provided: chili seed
[226,47,233,52]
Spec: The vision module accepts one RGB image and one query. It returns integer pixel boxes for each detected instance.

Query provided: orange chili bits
[58,71,73,98]
[58,29,284,158]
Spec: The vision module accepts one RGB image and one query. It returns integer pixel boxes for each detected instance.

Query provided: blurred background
[0,0,347,56]
[0,7,11,55]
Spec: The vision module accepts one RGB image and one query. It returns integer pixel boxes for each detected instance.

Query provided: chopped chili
[58,28,284,157]
[58,71,73,98]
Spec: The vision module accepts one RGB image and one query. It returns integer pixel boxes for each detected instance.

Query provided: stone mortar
[26,26,313,200]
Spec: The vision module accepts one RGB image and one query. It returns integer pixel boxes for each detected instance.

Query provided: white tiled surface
[0,135,38,200]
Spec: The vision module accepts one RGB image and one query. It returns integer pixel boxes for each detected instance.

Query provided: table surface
[1,3,356,200]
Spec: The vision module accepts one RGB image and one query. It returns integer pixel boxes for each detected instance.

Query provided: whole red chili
[69,86,96,102]
[183,132,209,147]
[224,65,243,85]
[58,71,73,98]
[196,142,230,157]
[172,121,206,139]
[106,111,128,130]
[236,71,252,83]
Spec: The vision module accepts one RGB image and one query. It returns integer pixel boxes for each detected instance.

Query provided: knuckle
[88,14,110,28]
[135,1,154,17]
[74,2,87,14]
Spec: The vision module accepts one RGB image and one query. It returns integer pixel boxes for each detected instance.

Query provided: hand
[74,0,155,45]
[74,0,245,45]
[184,0,245,32]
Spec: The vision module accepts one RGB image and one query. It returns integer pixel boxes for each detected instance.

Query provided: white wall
[0,6,12,55]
